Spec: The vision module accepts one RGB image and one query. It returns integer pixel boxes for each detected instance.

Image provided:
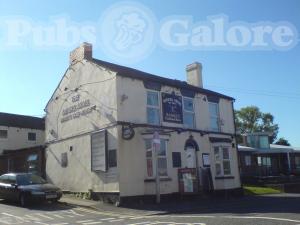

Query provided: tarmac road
[0,193,300,225]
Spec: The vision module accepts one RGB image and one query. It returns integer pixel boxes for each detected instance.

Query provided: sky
[0,0,299,146]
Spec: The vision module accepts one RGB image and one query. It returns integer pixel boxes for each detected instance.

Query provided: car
[0,173,62,207]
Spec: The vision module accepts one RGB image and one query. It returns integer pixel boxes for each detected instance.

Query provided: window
[295,156,300,170]
[246,135,270,149]
[145,139,168,177]
[28,154,39,173]
[61,152,68,168]
[108,149,117,168]
[257,156,271,167]
[28,132,36,141]
[147,91,160,125]
[183,97,195,128]
[209,102,220,132]
[214,146,231,176]
[7,175,16,184]
[0,175,8,184]
[259,136,269,149]
[262,157,271,167]
[257,156,262,165]
[245,155,251,166]
[172,152,181,168]
[0,130,8,139]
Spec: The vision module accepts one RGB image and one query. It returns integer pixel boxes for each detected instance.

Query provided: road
[0,193,300,225]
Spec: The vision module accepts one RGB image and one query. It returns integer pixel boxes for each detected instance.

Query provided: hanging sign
[162,92,183,123]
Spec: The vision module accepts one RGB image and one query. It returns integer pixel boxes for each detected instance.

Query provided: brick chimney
[186,62,203,88]
[70,42,92,65]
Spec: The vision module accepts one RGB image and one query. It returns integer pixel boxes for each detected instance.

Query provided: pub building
[45,43,242,203]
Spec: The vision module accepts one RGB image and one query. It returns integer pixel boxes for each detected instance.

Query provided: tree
[235,106,279,143]
[275,137,291,146]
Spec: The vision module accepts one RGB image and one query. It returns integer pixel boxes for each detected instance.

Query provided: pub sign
[162,92,183,123]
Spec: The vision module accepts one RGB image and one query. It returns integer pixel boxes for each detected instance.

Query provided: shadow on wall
[46,131,118,189]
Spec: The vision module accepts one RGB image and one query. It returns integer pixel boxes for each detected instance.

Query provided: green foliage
[243,185,282,195]
[235,106,279,143]
[275,137,291,146]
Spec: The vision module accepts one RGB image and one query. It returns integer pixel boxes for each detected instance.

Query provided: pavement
[59,192,300,216]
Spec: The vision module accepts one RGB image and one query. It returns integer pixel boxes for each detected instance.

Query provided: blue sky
[0,0,299,146]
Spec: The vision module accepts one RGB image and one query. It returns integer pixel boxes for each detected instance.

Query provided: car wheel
[19,194,27,207]
[50,199,58,203]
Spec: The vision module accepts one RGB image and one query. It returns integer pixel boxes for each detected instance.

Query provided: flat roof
[238,144,300,154]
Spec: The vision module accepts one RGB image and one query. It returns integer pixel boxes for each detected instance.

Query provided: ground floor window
[295,156,300,170]
[145,139,168,177]
[257,156,271,167]
[245,155,251,166]
[214,146,231,176]
[108,149,117,168]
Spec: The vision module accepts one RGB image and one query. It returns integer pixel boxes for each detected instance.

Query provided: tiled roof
[92,58,235,101]
[0,112,44,130]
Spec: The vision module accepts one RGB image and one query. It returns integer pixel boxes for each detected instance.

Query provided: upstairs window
[246,135,270,149]
[147,91,160,125]
[0,130,8,139]
[28,132,36,141]
[209,102,220,132]
[183,97,195,128]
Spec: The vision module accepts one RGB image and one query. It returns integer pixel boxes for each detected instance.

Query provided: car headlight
[31,191,45,195]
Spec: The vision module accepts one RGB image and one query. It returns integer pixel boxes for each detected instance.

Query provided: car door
[0,175,10,199]
[6,175,18,201]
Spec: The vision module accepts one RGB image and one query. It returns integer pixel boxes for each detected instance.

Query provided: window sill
[215,176,235,180]
[144,177,172,182]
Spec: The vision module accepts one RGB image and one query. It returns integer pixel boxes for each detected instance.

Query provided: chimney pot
[70,42,92,65]
[186,62,203,88]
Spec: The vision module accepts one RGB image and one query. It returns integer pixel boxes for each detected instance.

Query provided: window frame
[295,156,300,170]
[28,132,37,141]
[213,145,232,177]
[146,90,161,125]
[172,152,182,168]
[0,129,8,139]
[245,155,252,166]
[144,138,168,178]
[108,149,117,168]
[183,97,195,128]
[208,102,220,132]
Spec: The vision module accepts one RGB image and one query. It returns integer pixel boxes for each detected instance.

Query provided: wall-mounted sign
[91,130,107,172]
[122,125,135,140]
[60,95,96,123]
[162,92,183,123]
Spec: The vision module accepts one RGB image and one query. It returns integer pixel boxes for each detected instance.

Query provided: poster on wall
[202,153,211,167]
[162,92,183,123]
[183,173,193,192]
[91,130,107,172]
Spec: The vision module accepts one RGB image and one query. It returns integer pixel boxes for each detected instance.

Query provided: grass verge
[243,185,282,195]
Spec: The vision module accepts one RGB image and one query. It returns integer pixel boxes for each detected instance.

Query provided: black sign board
[162,92,183,123]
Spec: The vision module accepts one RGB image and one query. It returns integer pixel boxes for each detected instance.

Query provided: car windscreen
[16,174,47,185]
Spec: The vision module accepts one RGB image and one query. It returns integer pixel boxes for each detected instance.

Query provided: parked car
[0,173,62,207]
